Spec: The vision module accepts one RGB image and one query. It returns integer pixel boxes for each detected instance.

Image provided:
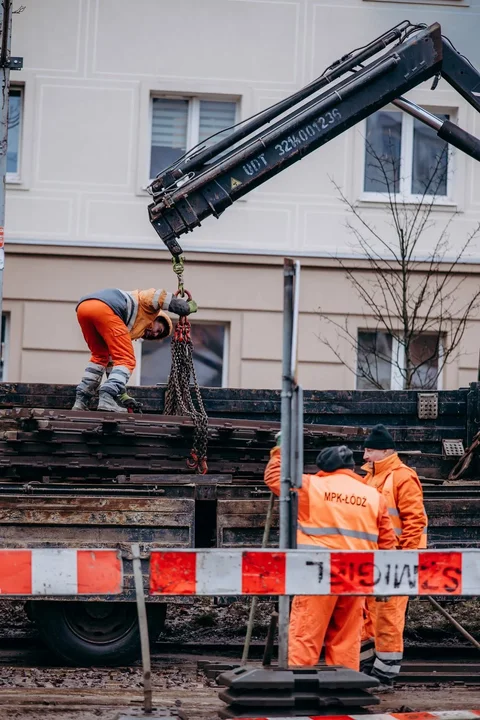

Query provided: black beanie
[316,445,355,472]
[364,424,395,450]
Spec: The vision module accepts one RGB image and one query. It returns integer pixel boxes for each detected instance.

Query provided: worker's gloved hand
[375,596,390,603]
[118,392,143,412]
[168,297,198,316]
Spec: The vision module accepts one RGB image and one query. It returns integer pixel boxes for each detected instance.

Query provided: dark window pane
[412,115,449,196]
[141,324,226,387]
[199,100,236,146]
[357,331,393,389]
[364,111,402,193]
[7,88,22,175]
[408,335,440,390]
[150,98,188,178]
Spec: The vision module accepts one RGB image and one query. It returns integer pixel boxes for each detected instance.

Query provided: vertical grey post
[131,543,153,713]
[278,258,301,669]
[0,0,13,351]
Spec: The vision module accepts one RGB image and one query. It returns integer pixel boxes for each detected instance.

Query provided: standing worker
[361,424,428,690]
[264,441,396,670]
[73,287,197,413]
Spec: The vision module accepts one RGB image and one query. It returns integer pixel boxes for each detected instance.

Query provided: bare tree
[319,137,480,390]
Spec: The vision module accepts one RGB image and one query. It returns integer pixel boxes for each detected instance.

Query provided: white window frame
[136,320,230,388]
[149,94,239,183]
[356,330,444,391]
[360,105,456,205]
[6,85,24,184]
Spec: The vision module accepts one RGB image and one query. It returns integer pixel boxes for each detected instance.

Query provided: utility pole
[0,1,22,378]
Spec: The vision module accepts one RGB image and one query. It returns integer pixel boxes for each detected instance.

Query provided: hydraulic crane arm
[147,22,480,257]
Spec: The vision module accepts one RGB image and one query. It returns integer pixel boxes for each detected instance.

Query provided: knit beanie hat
[364,424,395,450]
[316,445,355,472]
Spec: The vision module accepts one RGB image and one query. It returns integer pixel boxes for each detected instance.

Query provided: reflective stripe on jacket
[264,447,397,551]
[77,288,173,341]
[362,453,428,550]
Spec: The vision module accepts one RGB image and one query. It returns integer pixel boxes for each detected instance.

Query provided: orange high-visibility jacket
[78,288,173,341]
[362,453,427,549]
[264,447,397,551]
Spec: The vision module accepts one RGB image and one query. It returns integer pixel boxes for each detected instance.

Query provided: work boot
[72,392,90,411]
[97,391,128,413]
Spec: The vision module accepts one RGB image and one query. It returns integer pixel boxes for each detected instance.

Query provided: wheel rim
[62,602,136,645]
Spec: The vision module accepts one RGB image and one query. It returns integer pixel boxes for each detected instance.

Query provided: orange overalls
[360,453,428,683]
[76,288,173,401]
[264,447,397,669]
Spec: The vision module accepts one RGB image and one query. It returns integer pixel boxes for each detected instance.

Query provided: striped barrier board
[236,713,480,720]
[0,549,122,595]
[150,549,480,596]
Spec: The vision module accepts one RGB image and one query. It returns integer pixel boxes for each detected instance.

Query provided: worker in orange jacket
[73,287,197,413]
[264,442,397,670]
[360,424,428,690]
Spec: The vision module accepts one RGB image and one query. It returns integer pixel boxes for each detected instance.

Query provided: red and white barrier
[0,549,122,595]
[237,712,480,720]
[149,549,480,596]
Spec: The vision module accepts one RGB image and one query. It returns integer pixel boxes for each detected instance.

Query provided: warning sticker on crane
[230,177,242,190]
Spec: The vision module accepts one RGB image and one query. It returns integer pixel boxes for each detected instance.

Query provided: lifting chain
[164,256,209,474]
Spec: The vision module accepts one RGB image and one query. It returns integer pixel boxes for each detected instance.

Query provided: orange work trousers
[288,595,364,670]
[361,595,409,680]
[77,299,136,372]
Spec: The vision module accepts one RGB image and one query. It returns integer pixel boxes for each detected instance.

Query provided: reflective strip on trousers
[373,656,402,677]
[76,363,105,397]
[297,524,378,543]
[100,365,131,397]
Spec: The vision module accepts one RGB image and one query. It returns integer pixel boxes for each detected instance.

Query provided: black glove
[168,297,198,316]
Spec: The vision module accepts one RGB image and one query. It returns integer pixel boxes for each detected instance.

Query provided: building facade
[2,0,480,390]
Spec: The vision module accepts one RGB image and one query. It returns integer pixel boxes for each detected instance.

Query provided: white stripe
[433,713,480,720]
[32,549,77,595]
[286,550,330,595]
[152,288,162,310]
[359,646,375,660]
[196,551,241,595]
[376,651,403,660]
[350,715,398,720]
[374,657,401,674]
[161,291,172,311]
[461,550,480,595]
[372,550,419,595]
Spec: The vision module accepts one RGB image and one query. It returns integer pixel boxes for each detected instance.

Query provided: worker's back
[297,470,381,551]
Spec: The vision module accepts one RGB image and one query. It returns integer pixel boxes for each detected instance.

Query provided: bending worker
[361,424,428,689]
[73,287,197,413]
[264,441,396,670]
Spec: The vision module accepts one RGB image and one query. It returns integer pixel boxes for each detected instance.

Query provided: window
[7,87,22,181]
[140,323,228,387]
[357,330,442,390]
[150,97,237,179]
[0,313,8,381]
[363,109,451,200]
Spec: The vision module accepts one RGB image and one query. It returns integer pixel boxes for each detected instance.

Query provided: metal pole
[131,543,153,713]
[0,0,13,365]
[278,258,301,669]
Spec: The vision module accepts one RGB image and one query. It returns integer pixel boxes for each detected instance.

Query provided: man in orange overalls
[360,424,428,690]
[264,442,396,670]
[73,287,197,413]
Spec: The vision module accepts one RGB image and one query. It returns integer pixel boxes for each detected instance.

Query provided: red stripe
[418,551,462,596]
[242,551,286,594]
[77,550,122,594]
[330,551,375,594]
[150,551,196,594]
[0,550,32,594]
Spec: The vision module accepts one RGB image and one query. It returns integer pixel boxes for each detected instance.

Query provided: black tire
[30,601,167,667]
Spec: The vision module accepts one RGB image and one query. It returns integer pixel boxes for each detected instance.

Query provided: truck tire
[30,601,166,667]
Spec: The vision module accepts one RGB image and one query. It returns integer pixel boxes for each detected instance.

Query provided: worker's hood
[156,310,173,337]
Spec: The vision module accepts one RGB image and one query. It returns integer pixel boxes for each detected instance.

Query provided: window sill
[358,193,458,210]
[6,177,29,191]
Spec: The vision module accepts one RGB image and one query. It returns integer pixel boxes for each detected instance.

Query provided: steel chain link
[164,315,208,474]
